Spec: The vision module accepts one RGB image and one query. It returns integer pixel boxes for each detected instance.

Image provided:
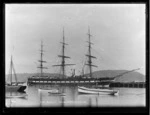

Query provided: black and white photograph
[5,4,146,108]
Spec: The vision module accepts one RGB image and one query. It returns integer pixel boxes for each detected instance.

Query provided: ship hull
[28,80,97,85]
[78,86,119,95]
[78,88,118,95]
[6,85,26,92]
[27,77,114,87]
[29,82,97,86]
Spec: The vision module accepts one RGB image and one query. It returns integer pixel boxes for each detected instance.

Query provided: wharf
[109,82,146,88]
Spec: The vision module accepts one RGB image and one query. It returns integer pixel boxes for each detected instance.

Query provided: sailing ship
[27,28,140,86]
[28,28,100,85]
[6,56,26,92]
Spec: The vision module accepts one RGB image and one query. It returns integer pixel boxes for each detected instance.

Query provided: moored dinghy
[38,87,66,96]
[78,86,119,95]
[38,88,59,93]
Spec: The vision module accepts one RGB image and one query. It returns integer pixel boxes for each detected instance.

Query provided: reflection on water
[5,85,146,107]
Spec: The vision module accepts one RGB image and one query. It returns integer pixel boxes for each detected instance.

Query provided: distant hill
[5,70,145,83]
[89,70,145,82]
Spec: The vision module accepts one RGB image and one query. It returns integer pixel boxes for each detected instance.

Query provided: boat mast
[10,56,12,85]
[10,55,18,85]
[37,41,47,77]
[53,28,75,78]
[85,27,97,78]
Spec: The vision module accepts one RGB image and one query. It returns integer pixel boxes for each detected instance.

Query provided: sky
[5,4,146,76]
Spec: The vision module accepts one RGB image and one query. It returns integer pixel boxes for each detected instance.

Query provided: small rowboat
[38,87,66,96]
[38,88,65,96]
[38,88,59,93]
[78,86,119,95]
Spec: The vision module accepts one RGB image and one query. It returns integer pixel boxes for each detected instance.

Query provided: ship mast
[53,28,75,78]
[9,55,18,85]
[37,41,47,77]
[10,56,12,85]
[85,27,97,78]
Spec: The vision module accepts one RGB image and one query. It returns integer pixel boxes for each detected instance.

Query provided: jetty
[109,82,145,88]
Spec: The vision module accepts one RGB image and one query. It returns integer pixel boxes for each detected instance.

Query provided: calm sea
[5,85,146,107]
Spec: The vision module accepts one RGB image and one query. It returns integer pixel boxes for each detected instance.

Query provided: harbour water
[5,85,146,107]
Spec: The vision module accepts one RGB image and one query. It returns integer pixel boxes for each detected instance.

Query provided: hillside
[91,70,145,82]
[5,70,145,83]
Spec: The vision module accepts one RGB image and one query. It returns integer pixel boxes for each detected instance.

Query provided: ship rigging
[37,40,48,77]
[52,28,75,78]
[84,27,97,78]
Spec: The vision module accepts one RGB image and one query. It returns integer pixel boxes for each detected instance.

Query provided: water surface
[5,85,146,107]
